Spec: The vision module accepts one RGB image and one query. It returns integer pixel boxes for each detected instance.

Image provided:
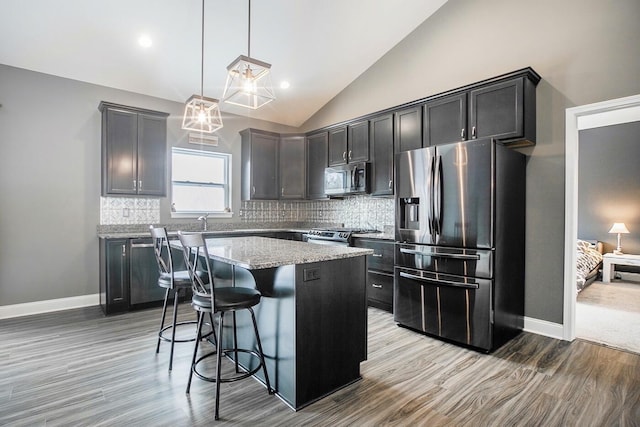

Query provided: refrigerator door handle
[427,155,434,236]
[399,248,480,260]
[399,271,480,289]
[434,155,443,235]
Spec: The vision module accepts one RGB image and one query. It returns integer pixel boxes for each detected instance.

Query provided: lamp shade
[223,55,275,109]
[182,95,223,133]
[608,223,630,234]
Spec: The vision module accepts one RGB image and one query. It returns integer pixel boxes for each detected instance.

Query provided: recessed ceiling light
[138,34,153,48]
[280,81,290,89]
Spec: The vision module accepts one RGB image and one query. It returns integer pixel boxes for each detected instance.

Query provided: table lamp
[608,222,630,255]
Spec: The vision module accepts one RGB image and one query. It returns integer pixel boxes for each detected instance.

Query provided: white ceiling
[0,0,448,127]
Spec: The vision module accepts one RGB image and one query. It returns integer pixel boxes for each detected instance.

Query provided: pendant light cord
[247,0,251,58]
[200,0,205,97]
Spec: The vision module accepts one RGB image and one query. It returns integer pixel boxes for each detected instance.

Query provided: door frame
[563,94,640,340]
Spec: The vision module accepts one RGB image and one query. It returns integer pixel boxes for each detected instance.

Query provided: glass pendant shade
[223,55,275,109]
[182,94,223,133]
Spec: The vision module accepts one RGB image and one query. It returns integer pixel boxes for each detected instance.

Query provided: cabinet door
[279,135,306,199]
[469,78,524,141]
[137,113,167,196]
[129,239,165,305]
[394,105,423,153]
[369,114,394,196]
[347,120,369,163]
[103,108,137,195]
[328,126,348,166]
[424,93,467,146]
[306,132,328,199]
[367,271,393,312]
[250,132,279,199]
[104,239,129,313]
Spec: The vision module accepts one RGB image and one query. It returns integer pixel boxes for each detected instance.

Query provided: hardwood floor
[1,305,639,426]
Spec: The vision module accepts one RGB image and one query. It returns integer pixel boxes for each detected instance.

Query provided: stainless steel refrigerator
[394,138,525,352]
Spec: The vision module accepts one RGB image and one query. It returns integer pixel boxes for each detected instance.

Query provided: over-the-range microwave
[324,162,370,196]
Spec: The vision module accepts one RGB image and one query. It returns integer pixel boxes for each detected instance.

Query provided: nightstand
[602,253,640,282]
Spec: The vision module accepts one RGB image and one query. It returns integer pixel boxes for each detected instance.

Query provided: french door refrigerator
[394,138,525,352]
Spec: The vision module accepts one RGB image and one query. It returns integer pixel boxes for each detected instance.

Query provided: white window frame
[170,147,233,218]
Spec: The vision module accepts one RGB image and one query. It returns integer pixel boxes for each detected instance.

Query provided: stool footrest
[192,348,265,384]
[158,320,199,344]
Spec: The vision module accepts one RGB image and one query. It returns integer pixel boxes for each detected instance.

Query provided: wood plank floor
[1,305,639,426]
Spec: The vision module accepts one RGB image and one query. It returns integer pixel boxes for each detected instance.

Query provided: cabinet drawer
[352,238,394,273]
[367,271,393,312]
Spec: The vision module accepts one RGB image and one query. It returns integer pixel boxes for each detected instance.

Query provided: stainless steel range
[305,228,379,246]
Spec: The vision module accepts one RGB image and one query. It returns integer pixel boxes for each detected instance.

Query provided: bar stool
[150,225,205,371]
[178,231,272,420]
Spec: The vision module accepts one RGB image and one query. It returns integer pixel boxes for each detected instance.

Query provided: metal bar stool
[150,225,209,371]
[178,231,273,421]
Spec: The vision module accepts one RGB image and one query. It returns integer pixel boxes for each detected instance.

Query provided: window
[171,147,231,216]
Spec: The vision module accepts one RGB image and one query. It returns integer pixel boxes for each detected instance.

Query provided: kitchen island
[179,236,373,410]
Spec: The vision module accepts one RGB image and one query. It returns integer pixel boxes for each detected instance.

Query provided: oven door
[394,266,492,351]
[305,236,349,247]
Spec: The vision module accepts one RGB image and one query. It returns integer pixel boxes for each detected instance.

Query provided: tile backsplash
[100,195,394,231]
[100,197,160,225]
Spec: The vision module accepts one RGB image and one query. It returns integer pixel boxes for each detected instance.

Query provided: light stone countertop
[174,236,373,270]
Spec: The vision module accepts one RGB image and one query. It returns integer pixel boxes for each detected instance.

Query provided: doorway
[563,94,640,342]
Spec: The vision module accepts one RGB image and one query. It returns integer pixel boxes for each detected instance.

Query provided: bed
[576,239,604,292]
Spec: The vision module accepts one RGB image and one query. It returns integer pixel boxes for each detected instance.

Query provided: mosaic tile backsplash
[100,195,394,231]
[100,197,160,225]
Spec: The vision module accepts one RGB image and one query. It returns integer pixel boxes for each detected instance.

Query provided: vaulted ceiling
[0,0,448,127]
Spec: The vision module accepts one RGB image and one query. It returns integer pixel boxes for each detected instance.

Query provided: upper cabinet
[241,129,280,200]
[424,93,467,147]
[328,121,370,166]
[279,135,306,199]
[99,102,168,196]
[306,131,328,200]
[369,113,394,196]
[394,105,423,154]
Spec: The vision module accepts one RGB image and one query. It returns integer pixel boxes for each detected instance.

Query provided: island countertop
[174,235,373,270]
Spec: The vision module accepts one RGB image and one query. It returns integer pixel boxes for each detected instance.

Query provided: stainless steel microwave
[324,162,370,196]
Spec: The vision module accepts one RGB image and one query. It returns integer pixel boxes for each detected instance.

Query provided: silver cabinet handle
[121,244,126,257]
[252,186,256,195]
[281,187,285,196]
[372,253,383,258]
[372,284,383,289]
[139,180,142,190]
[133,180,137,190]
[343,151,347,161]
[461,128,465,139]
[472,126,476,138]
[130,243,154,248]
[399,247,480,260]
[399,271,479,289]
[348,150,352,160]
[388,180,393,190]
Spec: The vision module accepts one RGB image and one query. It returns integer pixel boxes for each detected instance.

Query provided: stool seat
[192,287,261,311]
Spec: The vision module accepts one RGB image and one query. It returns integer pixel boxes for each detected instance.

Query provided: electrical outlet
[303,268,320,281]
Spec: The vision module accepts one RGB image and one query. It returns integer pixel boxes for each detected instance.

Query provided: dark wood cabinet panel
[352,238,394,312]
[394,105,423,153]
[241,129,279,200]
[369,113,394,196]
[99,238,129,314]
[347,120,370,163]
[328,126,348,166]
[100,102,168,197]
[279,135,306,199]
[424,93,467,146]
[367,271,393,312]
[306,131,328,199]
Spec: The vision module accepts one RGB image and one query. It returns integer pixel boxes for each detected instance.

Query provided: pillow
[576,239,591,252]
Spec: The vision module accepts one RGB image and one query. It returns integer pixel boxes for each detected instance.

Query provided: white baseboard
[0,294,100,320]
[523,316,564,340]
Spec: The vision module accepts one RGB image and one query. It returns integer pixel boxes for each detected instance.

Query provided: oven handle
[399,271,479,289]
[399,248,480,260]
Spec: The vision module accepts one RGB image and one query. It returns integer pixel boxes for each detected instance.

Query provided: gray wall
[578,122,640,255]
[0,64,295,306]
[300,0,640,324]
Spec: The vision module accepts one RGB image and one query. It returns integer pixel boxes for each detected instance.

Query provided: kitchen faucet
[197,213,209,231]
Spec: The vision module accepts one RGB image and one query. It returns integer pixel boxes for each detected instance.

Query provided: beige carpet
[576,280,640,354]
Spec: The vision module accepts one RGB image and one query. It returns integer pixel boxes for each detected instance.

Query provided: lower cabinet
[352,238,394,312]
[99,238,130,314]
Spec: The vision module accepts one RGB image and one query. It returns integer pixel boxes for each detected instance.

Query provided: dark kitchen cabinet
[469,76,536,145]
[352,238,394,312]
[99,238,129,314]
[424,93,467,146]
[369,113,394,196]
[306,131,328,199]
[327,126,348,166]
[241,129,280,200]
[394,105,423,154]
[99,102,168,196]
[279,135,306,199]
[347,120,370,163]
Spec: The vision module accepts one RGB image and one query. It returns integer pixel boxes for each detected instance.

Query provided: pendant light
[182,0,223,133]
[222,0,275,109]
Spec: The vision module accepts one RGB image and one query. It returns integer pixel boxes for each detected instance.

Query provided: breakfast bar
[180,236,373,410]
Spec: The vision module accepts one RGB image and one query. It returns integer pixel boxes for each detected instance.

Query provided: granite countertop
[173,236,374,270]
[97,228,312,239]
